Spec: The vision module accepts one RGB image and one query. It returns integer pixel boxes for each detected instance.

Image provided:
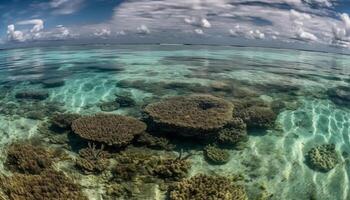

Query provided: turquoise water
[0,45,350,199]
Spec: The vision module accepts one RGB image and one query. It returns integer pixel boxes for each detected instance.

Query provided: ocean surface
[0,45,349,200]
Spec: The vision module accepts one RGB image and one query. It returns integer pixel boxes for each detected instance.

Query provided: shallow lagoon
[0,45,350,199]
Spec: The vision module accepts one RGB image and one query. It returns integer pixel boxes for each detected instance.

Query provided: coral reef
[217,118,248,147]
[327,86,350,106]
[135,132,175,150]
[15,91,49,100]
[99,101,120,112]
[144,95,234,137]
[41,78,65,88]
[51,113,81,130]
[235,105,277,129]
[113,149,191,182]
[152,152,191,181]
[72,114,146,146]
[204,145,230,165]
[5,143,54,174]
[115,94,136,107]
[306,144,339,172]
[0,170,87,200]
[169,174,248,200]
[75,143,110,174]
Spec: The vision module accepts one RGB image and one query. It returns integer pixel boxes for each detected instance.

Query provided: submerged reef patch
[15,91,49,101]
[234,102,277,129]
[99,101,120,112]
[75,143,110,174]
[217,118,248,148]
[51,113,81,130]
[0,170,87,200]
[168,174,248,200]
[144,95,234,138]
[327,86,350,106]
[135,132,175,150]
[5,143,54,174]
[306,144,339,172]
[204,145,230,165]
[71,114,146,146]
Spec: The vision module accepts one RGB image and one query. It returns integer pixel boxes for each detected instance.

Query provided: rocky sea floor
[0,45,350,199]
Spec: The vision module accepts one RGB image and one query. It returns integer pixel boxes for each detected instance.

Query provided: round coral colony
[71,114,147,147]
[143,95,235,137]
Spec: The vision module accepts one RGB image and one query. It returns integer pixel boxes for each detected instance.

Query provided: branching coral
[5,143,54,174]
[0,170,87,200]
[113,149,191,182]
[71,114,146,146]
[143,95,234,137]
[204,145,230,165]
[136,132,175,150]
[169,174,248,200]
[306,144,339,172]
[152,152,191,181]
[75,143,110,174]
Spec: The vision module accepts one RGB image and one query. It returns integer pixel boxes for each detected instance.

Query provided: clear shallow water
[0,45,350,199]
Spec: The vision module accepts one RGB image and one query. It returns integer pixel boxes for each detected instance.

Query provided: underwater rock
[135,132,175,150]
[168,174,248,200]
[75,143,110,174]
[99,101,120,112]
[235,105,277,129]
[204,144,230,165]
[144,95,234,138]
[0,170,87,200]
[306,144,339,172]
[15,91,49,100]
[51,113,81,130]
[5,143,54,174]
[327,86,350,106]
[42,78,65,88]
[218,119,248,147]
[115,94,136,107]
[72,114,146,146]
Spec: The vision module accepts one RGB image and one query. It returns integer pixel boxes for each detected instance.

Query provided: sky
[1,0,350,52]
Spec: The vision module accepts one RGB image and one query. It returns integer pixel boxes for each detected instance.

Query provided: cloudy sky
[1,0,350,51]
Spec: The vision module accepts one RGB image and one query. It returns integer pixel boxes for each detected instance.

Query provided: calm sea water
[0,45,350,200]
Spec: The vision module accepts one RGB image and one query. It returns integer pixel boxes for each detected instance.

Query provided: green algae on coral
[168,174,248,200]
[204,144,230,165]
[306,144,339,172]
[71,114,146,146]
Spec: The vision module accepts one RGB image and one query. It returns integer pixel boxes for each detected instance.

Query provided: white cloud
[137,25,150,35]
[34,0,85,15]
[17,19,44,33]
[195,29,204,35]
[296,28,318,41]
[7,25,25,42]
[184,17,211,28]
[246,30,265,39]
[94,28,111,38]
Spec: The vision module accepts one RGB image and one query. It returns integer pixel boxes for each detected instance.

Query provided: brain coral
[169,174,248,200]
[72,114,146,146]
[306,144,339,172]
[143,95,234,137]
